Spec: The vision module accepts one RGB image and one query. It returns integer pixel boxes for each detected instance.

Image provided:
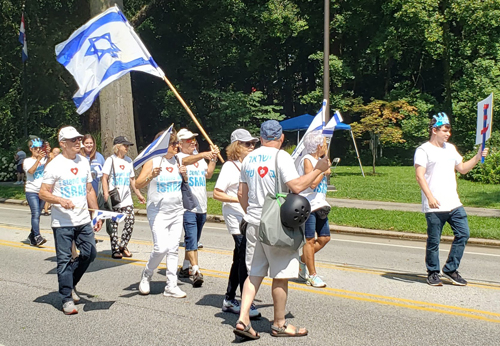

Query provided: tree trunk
[89,0,138,159]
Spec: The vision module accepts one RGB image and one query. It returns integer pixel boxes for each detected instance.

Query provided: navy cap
[260,120,282,141]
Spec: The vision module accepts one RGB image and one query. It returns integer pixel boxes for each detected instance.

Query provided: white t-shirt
[102,155,135,208]
[414,141,463,213]
[240,147,299,225]
[42,154,93,227]
[215,160,245,234]
[23,157,48,193]
[177,152,208,213]
[146,156,184,217]
[297,155,329,211]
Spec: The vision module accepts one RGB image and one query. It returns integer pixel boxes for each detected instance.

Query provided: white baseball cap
[177,128,199,140]
[230,129,259,143]
[58,126,83,142]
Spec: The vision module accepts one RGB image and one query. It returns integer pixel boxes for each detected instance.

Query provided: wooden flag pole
[162,76,224,163]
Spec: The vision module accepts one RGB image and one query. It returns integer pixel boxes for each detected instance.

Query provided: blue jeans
[25,192,45,238]
[53,223,97,303]
[183,211,207,251]
[304,211,330,239]
[225,234,247,300]
[425,206,470,274]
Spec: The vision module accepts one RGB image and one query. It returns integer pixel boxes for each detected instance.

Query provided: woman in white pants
[135,129,188,298]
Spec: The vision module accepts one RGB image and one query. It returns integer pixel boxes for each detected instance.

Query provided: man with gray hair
[234,120,329,339]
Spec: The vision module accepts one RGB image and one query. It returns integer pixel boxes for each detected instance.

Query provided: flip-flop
[233,320,260,340]
[271,321,308,337]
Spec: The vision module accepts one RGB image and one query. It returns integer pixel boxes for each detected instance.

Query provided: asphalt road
[1,204,499,346]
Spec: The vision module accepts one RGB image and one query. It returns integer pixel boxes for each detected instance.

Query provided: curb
[2,198,499,247]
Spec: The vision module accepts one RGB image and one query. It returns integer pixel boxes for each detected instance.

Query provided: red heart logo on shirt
[71,168,78,175]
[166,167,173,173]
[194,162,199,168]
[119,165,125,170]
[258,166,268,178]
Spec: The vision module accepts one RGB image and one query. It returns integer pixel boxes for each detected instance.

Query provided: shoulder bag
[108,158,122,207]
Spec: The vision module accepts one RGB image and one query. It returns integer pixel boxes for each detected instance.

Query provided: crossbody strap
[231,160,241,172]
[110,157,117,186]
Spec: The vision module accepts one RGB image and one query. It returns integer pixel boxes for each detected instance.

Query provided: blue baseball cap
[260,120,282,141]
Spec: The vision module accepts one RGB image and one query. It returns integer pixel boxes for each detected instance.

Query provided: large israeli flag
[55,5,165,114]
[322,110,343,138]
[133,125,173,169]
[291,99,326,162]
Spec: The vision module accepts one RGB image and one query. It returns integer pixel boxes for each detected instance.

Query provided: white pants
[145,209,183,288]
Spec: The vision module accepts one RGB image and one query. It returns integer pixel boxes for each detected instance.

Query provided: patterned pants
[110,205,135,253]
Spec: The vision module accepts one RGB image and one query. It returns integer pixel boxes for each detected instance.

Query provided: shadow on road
[381,272,427,285]
[33,291,115,312]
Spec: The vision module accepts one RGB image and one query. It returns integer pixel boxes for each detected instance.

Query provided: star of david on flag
[55,5,165,114]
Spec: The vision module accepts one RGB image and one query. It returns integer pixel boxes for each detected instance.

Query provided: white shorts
[245,223,299,279]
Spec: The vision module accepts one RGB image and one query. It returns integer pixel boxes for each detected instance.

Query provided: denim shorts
[183,211,206,251]
[304,211,330,239]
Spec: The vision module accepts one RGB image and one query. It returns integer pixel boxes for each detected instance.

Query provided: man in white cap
[176,128,219,287]
[39,126,103,315]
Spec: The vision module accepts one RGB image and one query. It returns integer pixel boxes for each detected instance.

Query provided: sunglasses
[240,141,256,148]
[184,138,197,144]
[170,141,179,147]
[65,137,82,143]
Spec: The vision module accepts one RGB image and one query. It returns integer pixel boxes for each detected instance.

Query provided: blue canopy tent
[280,115,365,177]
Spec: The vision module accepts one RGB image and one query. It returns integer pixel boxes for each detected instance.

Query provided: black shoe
[178,267,190,278]
[34,235,47,247]
[426,272,443,286]
[28,233,36,246]
[442,271,467,286]
[192,271,204,288]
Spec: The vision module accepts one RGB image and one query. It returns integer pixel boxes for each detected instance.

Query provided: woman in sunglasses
[213,129,261,318]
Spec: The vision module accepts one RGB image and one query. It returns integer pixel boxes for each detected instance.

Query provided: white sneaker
[139,269,152,295]
[307,274,327,288]
[222,298,240,314]
[299,260,308,281]
[71,289,81,304]
[164,285,187,298]
[62,301,78,315]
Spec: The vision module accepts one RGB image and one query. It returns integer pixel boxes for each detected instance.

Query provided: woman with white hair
[102,136,145,259]
[297,130,331,288]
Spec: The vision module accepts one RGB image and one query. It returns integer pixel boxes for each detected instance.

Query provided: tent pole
[297,130,300,145]
[350,130,365,177]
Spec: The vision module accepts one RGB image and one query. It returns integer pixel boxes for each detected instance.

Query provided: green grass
[328,166,500,209]
[0,185,26,200]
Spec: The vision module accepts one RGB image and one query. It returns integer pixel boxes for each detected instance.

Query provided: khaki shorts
[245,223,299,279]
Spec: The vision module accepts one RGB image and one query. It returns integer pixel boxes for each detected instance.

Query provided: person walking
[39,126,102,315]
[414,113,489,287]
[213,129,261,319]
[234,120,329,340]
[296,130,331,287]
[24,138,49,246]
[14,147,26,184]
[80,134,105,196]
[136,129,188,298]
[176,128,219,287]
[102,136,145,259]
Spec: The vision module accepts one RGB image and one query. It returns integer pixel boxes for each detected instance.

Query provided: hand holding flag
[133,125,173,169]
[91,209,126,229]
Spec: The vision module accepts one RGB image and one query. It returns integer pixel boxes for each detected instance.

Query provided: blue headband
[433,112,450,127]
[30,138,43,148]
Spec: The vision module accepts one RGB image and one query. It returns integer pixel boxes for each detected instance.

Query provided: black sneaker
[427,272,443,286]
[178,267,190,278]
[28,233,36,246]
[34,235,47,247]
[192,271,204,288]
[443,271,467,286]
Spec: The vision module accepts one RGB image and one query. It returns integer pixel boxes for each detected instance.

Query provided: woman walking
[136,129,188,298]
[102,136,145,259]
[23,138,49,246]
[213,129,261,318]
[80,134,105,195]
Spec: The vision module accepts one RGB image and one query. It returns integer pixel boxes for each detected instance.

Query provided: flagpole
[162,76,224,163]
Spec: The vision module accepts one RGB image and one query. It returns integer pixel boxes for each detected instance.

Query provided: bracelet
[145,176,151,182]
[211,158,217,162]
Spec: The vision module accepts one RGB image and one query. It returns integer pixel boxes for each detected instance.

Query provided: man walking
[39,126,102,314]
[414,113,488,287]
[233,120,329,339]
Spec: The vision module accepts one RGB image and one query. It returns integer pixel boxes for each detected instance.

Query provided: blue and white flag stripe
[133,125,173,169]
[19,13,28,62]
[55,5,165,114]
[91,210,126,228]
[291,99,327,162]
[322,110,343,137]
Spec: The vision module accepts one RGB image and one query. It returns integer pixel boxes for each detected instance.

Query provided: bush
[461,131,500,184]
[0,148,17,182]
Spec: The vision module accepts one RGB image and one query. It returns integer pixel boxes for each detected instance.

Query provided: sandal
[120,246,132,258]
[271,321,308,337]
[233,320,260,340]
[111,251,122,259]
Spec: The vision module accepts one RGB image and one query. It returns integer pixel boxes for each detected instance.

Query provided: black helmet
[280,194,311,228]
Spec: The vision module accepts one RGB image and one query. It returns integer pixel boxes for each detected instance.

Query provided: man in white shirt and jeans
[234,120,329,339]
[39,126,103,315]
[414,113,488,287]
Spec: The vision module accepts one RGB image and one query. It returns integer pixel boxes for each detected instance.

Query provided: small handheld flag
[19,13,28,62]
[91,209,126,228]
[133,125,173,169]
[475,93,494,163]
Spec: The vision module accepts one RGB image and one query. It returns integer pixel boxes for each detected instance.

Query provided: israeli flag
[19,13,28,62]
[322,110,343,138]
[133,124,173,169]
[91,210,126,228]
[55,5,165,114]
[291,99,327,162]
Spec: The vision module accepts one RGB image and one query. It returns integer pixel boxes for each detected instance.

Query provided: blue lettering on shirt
[248,154,272,164]
[156,181,181,193]
[314,177,328,194]
[245,169,255,178]
[33,164,45,180]
[188,176,206,187]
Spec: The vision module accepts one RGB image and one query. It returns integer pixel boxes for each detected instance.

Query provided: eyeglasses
[184,138,197,144]
[240,141,256,148]
[170,141,179,147]
[65,138,81,143]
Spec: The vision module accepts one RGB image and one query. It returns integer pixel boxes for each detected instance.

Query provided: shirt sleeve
[240,157,248,184]
[452,145,463,166]
[22,158,33,173]
[102,157,112,175]
[278,152,300,183]
[414,147,428,168]
[42,162,57,185]
[215,162,232,192]
[86,161,93,183]
[129,162,135,178]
